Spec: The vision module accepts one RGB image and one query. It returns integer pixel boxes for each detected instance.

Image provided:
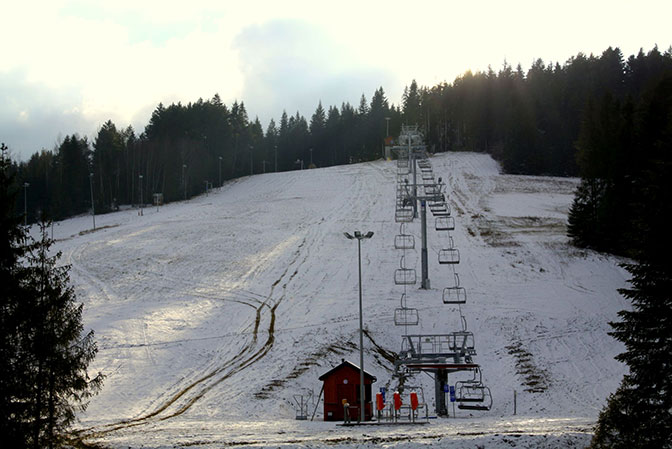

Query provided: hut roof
[318,359,377,382]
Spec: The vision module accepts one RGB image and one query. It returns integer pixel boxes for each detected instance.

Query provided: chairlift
[431,203,450,216]
[395,268,417,285]
[438,248,460,264]
[448,331,475,352]
[455,371,492,411]
[394,307,419,326]
[435,216,455,231]
[395,224,415,249]
[430,202,450,214]
[395,207,414,223]
[443,286,467,304]
[395,234,415,250]
[394,256,416,285]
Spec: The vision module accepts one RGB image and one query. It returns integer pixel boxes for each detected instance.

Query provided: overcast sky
[1,0,670,160]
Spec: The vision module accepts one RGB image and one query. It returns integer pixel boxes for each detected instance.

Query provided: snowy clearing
[44,152,629,448]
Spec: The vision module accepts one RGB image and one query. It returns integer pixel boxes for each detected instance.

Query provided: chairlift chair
[395,225,415,249]
[435,216,455,231]
[431,203,450,216]
[394,233,415,250]
[395,208,414,223]
[394,256,417,285]
[394,307,419,326]
[395,268,417,285]
[397,165,410,176]
[443,286,467,304]
[456,384,492,411]
[438,248,460,264]
[447,331,475,352]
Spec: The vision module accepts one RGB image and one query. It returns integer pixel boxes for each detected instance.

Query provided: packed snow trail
[43,153,630,448]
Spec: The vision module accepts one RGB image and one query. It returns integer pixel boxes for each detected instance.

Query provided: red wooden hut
[318,359,377,421]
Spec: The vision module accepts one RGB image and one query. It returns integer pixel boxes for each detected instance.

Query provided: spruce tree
[591,75,672,448]
[0,144,103,448]
[0,142,32,447]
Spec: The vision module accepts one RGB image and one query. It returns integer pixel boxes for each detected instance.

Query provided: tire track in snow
[75,237,308,442]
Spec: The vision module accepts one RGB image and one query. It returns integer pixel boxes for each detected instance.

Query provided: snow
[43,152,629,448]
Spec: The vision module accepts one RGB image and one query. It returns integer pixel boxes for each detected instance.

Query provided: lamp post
[89,173,96,230]
[249,145,254,176]
[344,230,374,422]
[274,145,278,172]
[218,156,222,188]
[23,182,29,226]
[138,174,143,216]
[182,164,187,200]
[309,148,313,166]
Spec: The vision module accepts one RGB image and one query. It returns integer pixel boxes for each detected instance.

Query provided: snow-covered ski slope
[51,152,629,448]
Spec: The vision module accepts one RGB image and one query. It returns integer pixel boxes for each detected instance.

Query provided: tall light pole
[23,182,29,226]
[138,174,143,216]
[309,148,313,166]
[89,172,96,230]
[218,156,222,188]
[344,230,374,422]
[249,145,254,176]
[274,145,278,172]
[182,164,187,200]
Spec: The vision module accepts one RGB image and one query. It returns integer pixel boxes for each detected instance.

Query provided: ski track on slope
[76,234,309,439]
[75,163,382,439]
[45,153,630,448]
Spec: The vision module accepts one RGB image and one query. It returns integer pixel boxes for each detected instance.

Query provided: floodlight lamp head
[365,231,374,239]
[344,232,354,240]
[354,231,362,238]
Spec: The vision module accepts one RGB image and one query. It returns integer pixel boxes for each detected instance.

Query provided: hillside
[47,152,629,448]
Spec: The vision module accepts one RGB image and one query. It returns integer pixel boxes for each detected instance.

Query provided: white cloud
[1,0,671,159]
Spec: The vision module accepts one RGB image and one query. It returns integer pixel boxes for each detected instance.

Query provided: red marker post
[410,391,419,422]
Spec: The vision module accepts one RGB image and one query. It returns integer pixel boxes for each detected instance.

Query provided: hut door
[337,383,355,404]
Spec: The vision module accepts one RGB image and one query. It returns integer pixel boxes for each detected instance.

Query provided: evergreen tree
[591,262,672,448]
[310,101,326,135]
[590,75,672,448]
[0,142,31,447]
[402,80,422,125]
[0,144,103,448]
